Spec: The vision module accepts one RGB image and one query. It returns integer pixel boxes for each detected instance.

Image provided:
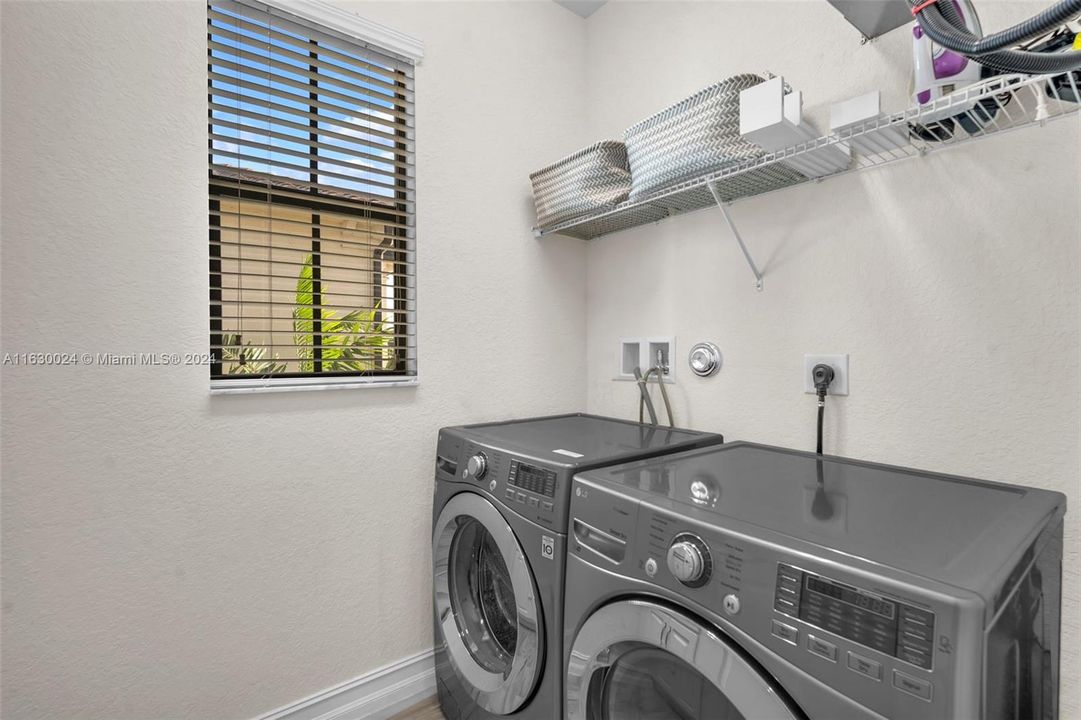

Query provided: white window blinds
[208,0,416,389]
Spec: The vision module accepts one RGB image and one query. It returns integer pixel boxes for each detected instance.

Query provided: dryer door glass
[433,492,544,716]
[600,647,745,719]
[567,600,800,720]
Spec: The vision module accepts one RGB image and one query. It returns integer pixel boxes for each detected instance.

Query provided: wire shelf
[534,72,1080,241]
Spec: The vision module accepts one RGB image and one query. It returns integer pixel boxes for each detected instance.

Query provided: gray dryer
[564,442,1065,720]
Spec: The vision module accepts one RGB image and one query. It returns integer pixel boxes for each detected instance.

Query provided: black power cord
[813,363,835,455]
[811,364,836,521]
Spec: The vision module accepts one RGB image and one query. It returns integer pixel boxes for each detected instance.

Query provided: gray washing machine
[431,414,725,719]
[564,442,1065,720]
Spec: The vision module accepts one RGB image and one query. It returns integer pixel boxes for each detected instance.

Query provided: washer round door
[566,600,801,720]
[433,492,544,715]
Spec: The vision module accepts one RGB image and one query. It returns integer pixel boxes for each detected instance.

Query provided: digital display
[509,462,556,497]
[806,576,896,619]
[776,564,935,670]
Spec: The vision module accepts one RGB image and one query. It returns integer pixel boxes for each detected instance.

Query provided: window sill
[210,376,419,395]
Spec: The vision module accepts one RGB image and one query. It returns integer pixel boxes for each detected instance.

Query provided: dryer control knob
[666,534,711,587]
[466,453,488,480]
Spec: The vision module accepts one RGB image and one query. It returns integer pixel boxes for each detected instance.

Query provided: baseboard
[256,648,436,720]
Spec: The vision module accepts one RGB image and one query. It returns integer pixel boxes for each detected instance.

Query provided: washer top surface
[459,413,719,468]
[577,441,1064,589]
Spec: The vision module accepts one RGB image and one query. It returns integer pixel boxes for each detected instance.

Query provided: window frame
[207,0,422,395]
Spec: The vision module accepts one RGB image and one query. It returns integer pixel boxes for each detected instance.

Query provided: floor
[389,696,445,720]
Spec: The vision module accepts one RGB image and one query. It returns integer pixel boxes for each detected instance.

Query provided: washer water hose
[635,366,674,427]
[908,0,1081,73]
[633,366,658,425]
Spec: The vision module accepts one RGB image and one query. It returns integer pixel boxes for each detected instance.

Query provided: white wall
[582,1,1080,716]
[0,2,587,718]
[3,1,1079,718]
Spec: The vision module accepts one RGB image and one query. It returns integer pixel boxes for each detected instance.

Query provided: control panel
[501,459,557,516]
[568,475,962,718]
[775,564,935,671]
[666,533,712,588]
[441,429,569,529]
[464,452,488,481]
[508,460,557,498]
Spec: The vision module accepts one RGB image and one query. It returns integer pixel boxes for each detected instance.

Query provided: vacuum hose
[909,0,1081,73]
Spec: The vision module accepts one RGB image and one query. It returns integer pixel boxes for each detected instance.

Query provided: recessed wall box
[647,337,674,382]
[619,339,643,380]
[616,337,675,382]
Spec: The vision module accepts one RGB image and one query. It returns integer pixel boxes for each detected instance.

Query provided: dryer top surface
[576,442,1065,589]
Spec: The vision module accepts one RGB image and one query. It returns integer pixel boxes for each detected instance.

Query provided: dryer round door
[566,599,801,720]
[433,492,544,715]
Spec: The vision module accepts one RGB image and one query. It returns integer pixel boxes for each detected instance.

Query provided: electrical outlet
[804,354,849,396]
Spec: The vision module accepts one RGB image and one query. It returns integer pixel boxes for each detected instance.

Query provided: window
[208,0,418,391]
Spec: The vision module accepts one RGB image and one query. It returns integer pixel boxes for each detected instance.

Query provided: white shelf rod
[708,181,764,291]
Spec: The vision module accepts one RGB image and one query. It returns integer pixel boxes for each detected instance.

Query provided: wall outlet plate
[804,354,849,396]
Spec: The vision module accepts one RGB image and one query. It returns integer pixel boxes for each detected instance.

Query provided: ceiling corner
[553,1,607,19]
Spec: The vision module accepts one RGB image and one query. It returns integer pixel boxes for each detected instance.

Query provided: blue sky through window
[209,7,409,198]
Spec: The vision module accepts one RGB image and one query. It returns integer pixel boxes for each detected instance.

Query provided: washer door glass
[433,492,543,715]
[448,516,519,672]
[567,600,800,720]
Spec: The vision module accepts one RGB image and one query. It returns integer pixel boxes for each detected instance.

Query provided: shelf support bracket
[708,182,764,291]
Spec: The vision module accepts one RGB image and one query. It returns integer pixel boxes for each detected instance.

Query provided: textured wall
[3,1,1079,718]
[0,2,587,718]
[581,2,1080,716]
